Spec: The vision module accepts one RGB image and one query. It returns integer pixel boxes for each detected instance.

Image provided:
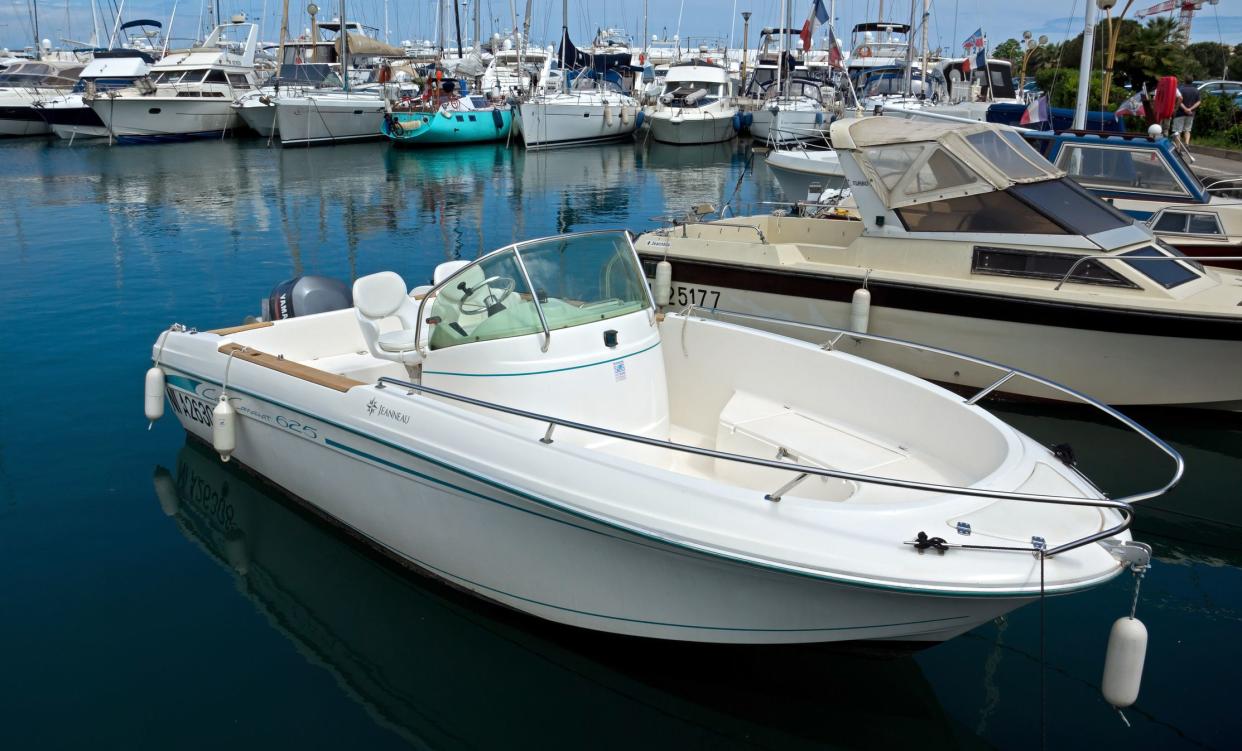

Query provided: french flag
[800,0,831,52]
[1020,95,1050,126]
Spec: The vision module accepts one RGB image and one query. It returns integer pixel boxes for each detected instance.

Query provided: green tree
[1184,42,1231,81]
[1034,67,1129,111]
[992,38,1022,67]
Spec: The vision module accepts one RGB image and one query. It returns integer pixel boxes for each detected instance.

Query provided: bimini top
[830,116,1064,210]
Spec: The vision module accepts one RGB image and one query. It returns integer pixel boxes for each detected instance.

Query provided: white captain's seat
[352,271,424,367]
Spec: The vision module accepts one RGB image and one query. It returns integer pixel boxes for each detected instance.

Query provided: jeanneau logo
[366,397,411,424]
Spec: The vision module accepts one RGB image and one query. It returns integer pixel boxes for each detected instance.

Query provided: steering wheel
[457,275,516,315]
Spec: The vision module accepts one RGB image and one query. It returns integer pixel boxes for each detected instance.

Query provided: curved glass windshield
[425,232,649,351]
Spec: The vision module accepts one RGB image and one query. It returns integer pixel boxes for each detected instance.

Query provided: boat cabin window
[898,190,1068,234]
[0,63,80,86]
[425,233,650,351]
[154,69,208,84]
[863,141,990,203]
[1152,210,1224,236]
[1009,178,1134,236]
[227,73,250,89]
[1053,144,1188,196]
[204,69,229,84]
[1120,245,1202,289]
[964,131,1049,181]
[971,246,1135,287]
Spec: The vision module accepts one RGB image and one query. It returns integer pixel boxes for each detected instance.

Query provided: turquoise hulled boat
[382,99,513,146]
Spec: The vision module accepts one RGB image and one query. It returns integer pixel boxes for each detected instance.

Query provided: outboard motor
[261,276,353,321]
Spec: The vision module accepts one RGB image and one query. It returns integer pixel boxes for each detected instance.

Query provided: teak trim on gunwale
[217,342,364,392]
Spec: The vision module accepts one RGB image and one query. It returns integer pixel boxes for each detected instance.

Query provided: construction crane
[1136,0,1220,45]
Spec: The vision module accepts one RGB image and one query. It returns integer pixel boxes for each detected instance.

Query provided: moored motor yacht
[34,49,155,140]
[645,60,738,145]
[0,60,85,136]
[87,20,260,142]
[147,229,1161,646]
[1023,129,1242,270]
[231,40,343,138]
[634,116,1242,410]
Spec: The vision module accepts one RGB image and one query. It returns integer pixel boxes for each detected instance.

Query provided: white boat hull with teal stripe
[149,231,1137,645]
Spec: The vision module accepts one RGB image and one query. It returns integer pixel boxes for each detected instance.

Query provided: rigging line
[1047,0,1080,114]
[1039,551,1047,751]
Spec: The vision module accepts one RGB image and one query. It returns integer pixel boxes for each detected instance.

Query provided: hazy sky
[3,0,1239,54]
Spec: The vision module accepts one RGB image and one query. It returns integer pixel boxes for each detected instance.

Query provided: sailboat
[382,73,513,146]
[515,0,640,150]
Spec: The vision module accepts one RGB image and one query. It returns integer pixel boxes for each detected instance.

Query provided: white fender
[850,288,871,334]
[1102,616,1147,708]
[144,366,166,425]
[212,396,236,462]
[654,260,673,307]
[603,102,613,126]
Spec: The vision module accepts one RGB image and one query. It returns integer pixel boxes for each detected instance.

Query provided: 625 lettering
[166,387,213,427]
[671,285,721,308]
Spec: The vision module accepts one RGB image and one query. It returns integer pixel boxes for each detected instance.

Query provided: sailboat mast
[339,0,349,92]
[1072,0,1099,130]
[452,0,464,59]
[90,0,101,48]
[277,0,290,63]
[920,0,929,96]
[642,0,648,62]
[522,0,533,54]
[473,0,480,52]
[31,0,41,59]
[776,0,786,96]
[903,0,914,96]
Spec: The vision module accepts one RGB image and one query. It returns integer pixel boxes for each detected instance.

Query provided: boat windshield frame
[415,230,655,353]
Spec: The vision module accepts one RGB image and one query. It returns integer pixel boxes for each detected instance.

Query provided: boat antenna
[107,0,126,49]
[453,0,464,60]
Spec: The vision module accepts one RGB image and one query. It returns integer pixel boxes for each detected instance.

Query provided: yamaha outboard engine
[260,276,353,321]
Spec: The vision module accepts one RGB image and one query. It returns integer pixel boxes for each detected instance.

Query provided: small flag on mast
[799,0,831,52]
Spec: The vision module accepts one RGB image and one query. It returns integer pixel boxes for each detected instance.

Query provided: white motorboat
[87,20,260,142]
[516,75,640,150]
[765,147,845,199]
[645,60,738,145]
[232,41,344,138]
[634,116,1242,410]
[0,60,85,136]
[148,230,1161,646]
[273,87,388,146]
[480,44,554,98]
[747,83,827,145]
[738,28,826,145]
[34,50,155,140]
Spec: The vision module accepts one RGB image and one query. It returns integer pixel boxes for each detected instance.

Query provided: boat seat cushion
[378,328,419,353]
[354,271,408,319]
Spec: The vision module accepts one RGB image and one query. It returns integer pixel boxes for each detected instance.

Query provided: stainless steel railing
[1053,251,1242,290]
[375,308,1183,558]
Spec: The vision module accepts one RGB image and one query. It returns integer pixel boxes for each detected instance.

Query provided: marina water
[1,136,1238,749]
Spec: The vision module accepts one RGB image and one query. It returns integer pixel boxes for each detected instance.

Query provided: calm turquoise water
[0,136,1238,749]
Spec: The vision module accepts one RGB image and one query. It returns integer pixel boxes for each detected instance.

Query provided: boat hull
[159,370,1032,645]
[0,105,50,136]
[765,153,848,199]
[275,95,387,146]
[88,96,244,142]
[235,101,276,137]
[637,254,1242,409]
[516,99,639,150]
[748,107,824,145]
[383,107,513,146]
[647,110,737,145]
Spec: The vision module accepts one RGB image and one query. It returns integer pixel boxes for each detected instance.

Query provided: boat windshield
[1052,143,1191,196]
[0,63,80,86]
[425,232,650,351]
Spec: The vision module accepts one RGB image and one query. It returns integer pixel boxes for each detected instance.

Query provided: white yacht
[232,41,342,138]
[645,60,737,145]
[147,230,1160,646]
[634,117,1242,410]
[765,147,845,199]
[739,28,826,145]
[0,60,84,136]
[481,44,554,98]
[34,50,155,140]
[517,73,640,150]
[87,20,259,142]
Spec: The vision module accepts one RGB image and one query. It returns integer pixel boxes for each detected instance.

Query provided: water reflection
[155,439,979,750]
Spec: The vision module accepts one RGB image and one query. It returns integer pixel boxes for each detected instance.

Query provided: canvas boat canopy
[830,117,1063,210]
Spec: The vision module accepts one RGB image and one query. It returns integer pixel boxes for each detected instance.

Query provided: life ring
[856,45,873,58]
